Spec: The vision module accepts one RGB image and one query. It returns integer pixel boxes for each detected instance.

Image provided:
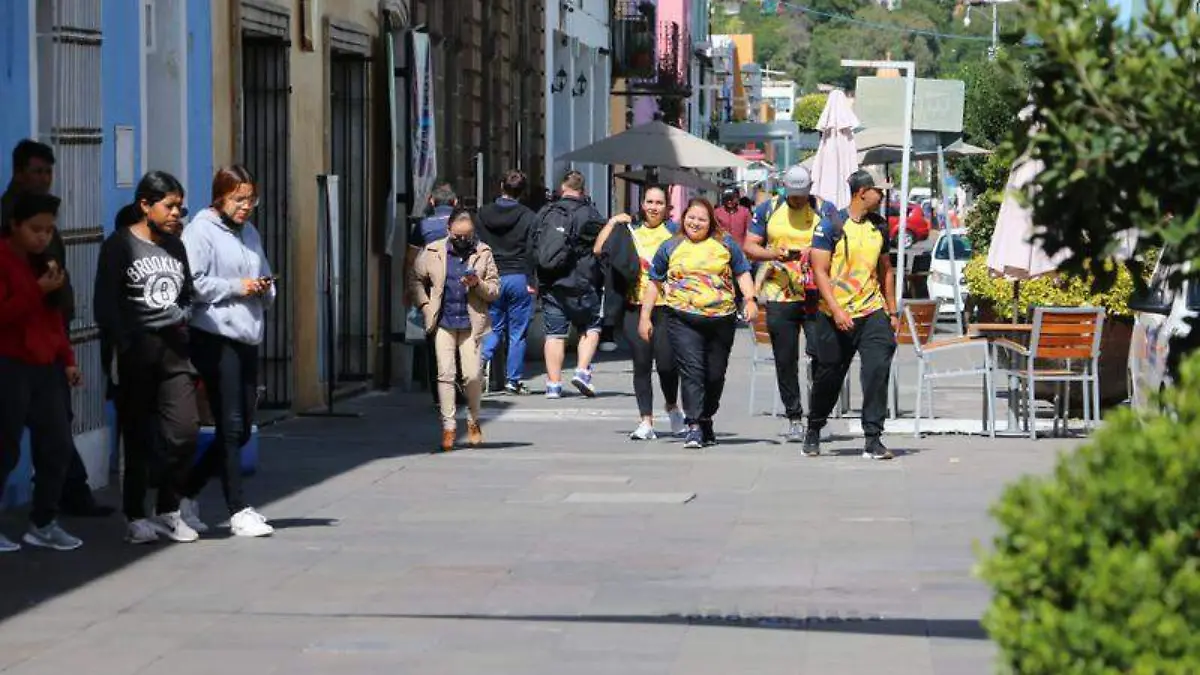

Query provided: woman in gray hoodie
[179,166,275,538]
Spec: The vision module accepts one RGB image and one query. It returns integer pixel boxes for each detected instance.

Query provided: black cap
[847,168,892,195]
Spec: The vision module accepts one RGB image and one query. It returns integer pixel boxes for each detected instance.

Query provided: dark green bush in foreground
[978,352,1200,674]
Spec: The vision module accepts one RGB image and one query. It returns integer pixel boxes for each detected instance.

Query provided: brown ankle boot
[441,429,456,452]
[467,420,483,446]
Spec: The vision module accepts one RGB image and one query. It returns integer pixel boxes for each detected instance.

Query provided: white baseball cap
[782,165,813,198]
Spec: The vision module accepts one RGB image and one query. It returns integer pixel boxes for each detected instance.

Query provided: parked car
[888,203,932,248]
[927,230,972,315]
[1128,261,1198,409]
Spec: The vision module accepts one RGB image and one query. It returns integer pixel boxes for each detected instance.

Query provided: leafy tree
[948,55,1027,199]
[803,3,944,89]
[1016,0,1200,365]
[792,92,828,129]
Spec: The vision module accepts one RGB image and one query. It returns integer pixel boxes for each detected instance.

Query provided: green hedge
[978,351,1200,673]
[963,256,1137,320]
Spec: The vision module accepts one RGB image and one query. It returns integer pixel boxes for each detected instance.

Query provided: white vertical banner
[316,174,341,387]
[411,33,437,210]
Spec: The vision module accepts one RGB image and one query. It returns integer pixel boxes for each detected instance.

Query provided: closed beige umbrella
[810,90,860,209]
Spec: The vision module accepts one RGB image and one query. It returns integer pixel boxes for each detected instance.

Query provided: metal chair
[898,299,996,438]
[748,309,782,416]
[992,306,1105,440]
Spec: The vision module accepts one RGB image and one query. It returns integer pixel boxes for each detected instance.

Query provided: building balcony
[611,2,693,100]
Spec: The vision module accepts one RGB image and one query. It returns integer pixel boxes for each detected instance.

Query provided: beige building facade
[210,0,385,411]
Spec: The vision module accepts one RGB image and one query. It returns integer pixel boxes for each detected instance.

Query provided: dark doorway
[242,36,293,409]
[330,54,372,383]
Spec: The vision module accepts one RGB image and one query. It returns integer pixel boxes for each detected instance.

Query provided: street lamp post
[962,0,1018,60]
[841,58,916,309]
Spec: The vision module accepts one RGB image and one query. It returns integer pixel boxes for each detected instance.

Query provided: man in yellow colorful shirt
[743,165,838,442]
[806,168,899,460]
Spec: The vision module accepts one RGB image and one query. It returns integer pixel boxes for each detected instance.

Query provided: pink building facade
[613,0,713,215]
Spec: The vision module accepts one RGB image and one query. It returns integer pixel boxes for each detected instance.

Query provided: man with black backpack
[534,170,607,399]
[742,165,840,444]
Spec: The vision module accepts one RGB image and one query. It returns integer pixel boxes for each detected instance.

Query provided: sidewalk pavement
[0,330,1079,674]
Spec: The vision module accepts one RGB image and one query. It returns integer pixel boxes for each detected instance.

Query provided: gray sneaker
[784,420,804,443]
[23,521,82,551]
[150,511,200,543]
[0,533,20,553]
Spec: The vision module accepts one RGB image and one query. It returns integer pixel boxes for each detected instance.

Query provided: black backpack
[536,199,601,279]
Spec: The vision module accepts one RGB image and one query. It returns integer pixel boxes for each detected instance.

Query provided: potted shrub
[978,352,1200,673]
[963,256,1138,407]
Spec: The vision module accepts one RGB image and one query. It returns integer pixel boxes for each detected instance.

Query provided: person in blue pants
[477,170,539,394]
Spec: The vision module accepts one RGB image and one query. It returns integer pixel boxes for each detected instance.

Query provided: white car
[1128,262,1198,409]
[927,230,972,316]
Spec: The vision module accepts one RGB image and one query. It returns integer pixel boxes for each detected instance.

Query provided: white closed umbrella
[810,90,860,209]
[986,156,1068,281]
[985,156,1070,322]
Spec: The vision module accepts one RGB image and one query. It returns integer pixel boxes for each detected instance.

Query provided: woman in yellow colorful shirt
[640,198,757,449]
[596,186,684,440]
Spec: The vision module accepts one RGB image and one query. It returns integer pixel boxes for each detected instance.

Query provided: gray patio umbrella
[614,167,722,192]
[557,120,753,170]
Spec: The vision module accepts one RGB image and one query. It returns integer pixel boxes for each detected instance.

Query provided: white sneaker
[0,533,20,553]
[668,408,687,436]
[180,498,210,533]
[24,521,82,551]
[150,511,200,543]
[629,420,657,441]
[126,518,160,545]
[230,507,274,538]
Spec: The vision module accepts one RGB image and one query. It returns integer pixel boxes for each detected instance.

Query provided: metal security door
[242,37,293,409]
[36,0,106,436]
[330,54,371,382]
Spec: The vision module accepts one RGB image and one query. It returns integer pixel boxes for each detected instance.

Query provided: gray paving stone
[0,334,1078,673]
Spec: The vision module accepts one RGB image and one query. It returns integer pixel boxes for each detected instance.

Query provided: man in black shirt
[477,170,538,395]
[1,140,113,517]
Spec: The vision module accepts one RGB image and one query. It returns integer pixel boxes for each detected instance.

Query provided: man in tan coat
[408,208,500,451]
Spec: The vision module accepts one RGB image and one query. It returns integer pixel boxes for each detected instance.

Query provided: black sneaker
[863,437,894,461]
[802,428,821,457]
[504,381,531,395]
[683,427,704,449]
[699,420,717,446]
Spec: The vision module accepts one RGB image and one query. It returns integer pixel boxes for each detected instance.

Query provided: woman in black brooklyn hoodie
[94,171,200,546]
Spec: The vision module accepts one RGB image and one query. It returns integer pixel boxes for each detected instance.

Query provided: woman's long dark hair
[134,170,185,211]
[128,171,185,235]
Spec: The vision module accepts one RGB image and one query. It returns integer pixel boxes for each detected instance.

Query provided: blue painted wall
[0,0,34,186]
[101,0,143,233]
[187,0,214,209]
[0,0,34,509]
[3,0,215,510]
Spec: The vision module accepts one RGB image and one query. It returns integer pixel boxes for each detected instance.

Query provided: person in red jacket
[0,193,83,552]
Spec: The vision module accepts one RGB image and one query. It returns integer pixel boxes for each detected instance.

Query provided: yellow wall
[211,0,383,411]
